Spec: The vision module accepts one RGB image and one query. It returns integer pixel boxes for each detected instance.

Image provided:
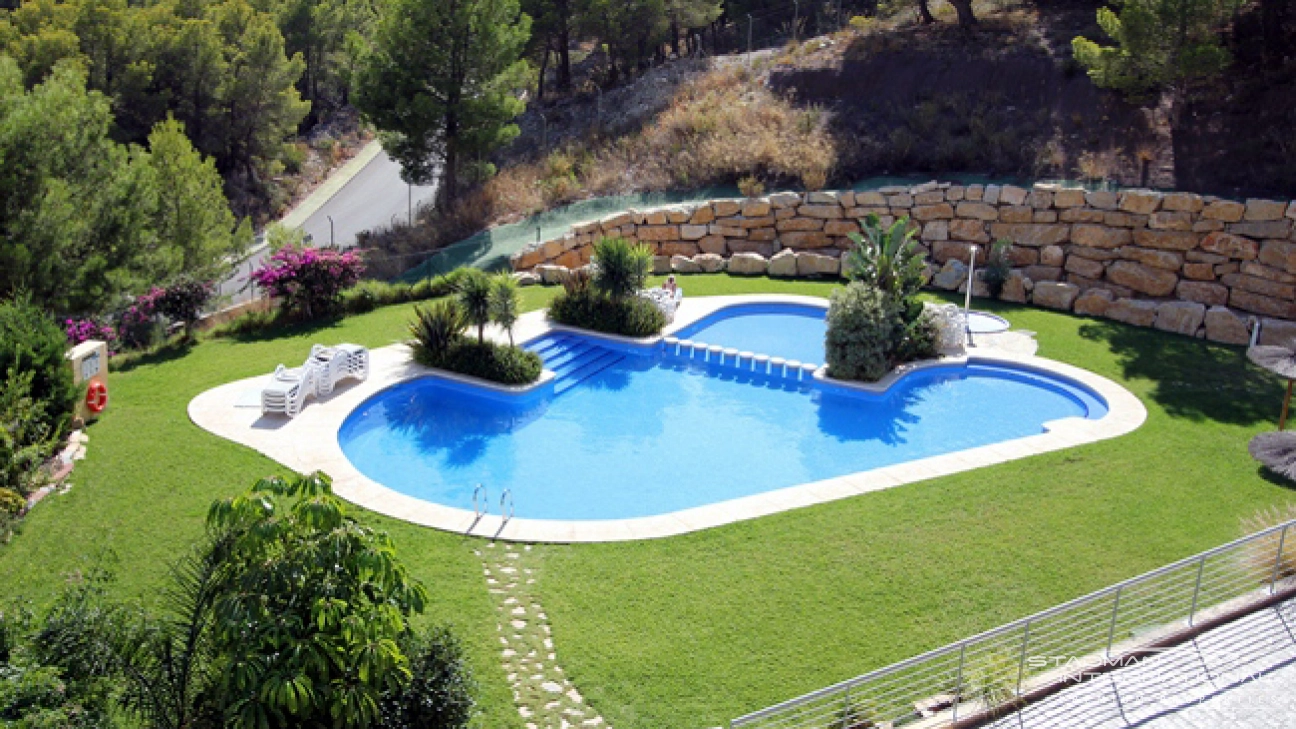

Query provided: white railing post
[1188,555,1206,626]
[1016,619,1032,695]
[951,643,967,721]
[1105,586,1122,658]
[1270,524,1290,594]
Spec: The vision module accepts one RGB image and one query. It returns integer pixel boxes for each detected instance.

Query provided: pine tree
[356,0,530,207]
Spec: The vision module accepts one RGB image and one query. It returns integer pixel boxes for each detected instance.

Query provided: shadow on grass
[1078,319,1278,426]
[1257,466,1296,490]
[213,314,348,345]
[112,338,198,373]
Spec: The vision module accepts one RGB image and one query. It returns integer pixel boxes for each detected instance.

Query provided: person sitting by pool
[662,276,679,296]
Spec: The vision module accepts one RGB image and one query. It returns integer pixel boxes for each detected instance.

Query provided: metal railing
[730,519,1296,729]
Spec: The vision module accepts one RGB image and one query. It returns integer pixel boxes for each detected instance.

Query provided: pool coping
[187,294,1147,543]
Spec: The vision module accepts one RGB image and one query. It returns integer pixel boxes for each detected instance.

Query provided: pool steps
[662,336,819,381]
[525,335,626,395]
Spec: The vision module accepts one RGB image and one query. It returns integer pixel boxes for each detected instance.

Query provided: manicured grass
[2,274,1293,729]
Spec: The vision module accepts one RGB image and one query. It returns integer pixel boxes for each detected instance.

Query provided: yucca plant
[592,237,653,303]
[455,268,494,343]
[408,299,465,365]
[843,214,927,319]
[489,272,521,345]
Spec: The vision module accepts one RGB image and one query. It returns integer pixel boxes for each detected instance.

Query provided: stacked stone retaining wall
[509,183,1296,346]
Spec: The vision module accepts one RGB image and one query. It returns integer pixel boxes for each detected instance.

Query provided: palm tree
[489,273,521,346]
[456,269,494,343]
[842,214,927,302]
[591,238,652,302]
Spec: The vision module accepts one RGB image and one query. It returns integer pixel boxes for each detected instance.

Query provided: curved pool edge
[187,296,1147,544]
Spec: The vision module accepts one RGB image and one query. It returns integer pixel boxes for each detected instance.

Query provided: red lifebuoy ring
[85,380,108,414]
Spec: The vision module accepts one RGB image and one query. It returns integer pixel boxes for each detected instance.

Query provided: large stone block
[727,252,768,275]
[1027,190,1054,209]
[659,242,700,257]
[747,228,777,242]
[1148,211,1194,231]
[768,192,802,208]
[693,253,726,273]
[913,203,954,221]
[999,185,1029,206]
[854,191,886,207]
[1118,246,1183,271]
[713,200,741,217]
[1201,200,1245,222]
[652,255,672,275]
[638,225,681,241]
[806,191,840,205]
[1241,262,1296,284]
[1106,261,1179,296]
[1001,271,1031,303]
[1162,192,1204,213]
[680,224,708,240]
[643,210,669,225]
[1204,306,1250,345]
[886,194,914,208]
[780,231,833,249]
[670,255,702,274]
[1193,220,1226,233]
[932,259,968,290]
[1086,191,1119,210]
[600,212,634,229]
[727,240,776,257]
[1132,229,1200,251]
[1260,239,1296,274]
[698,235,726,255]
[1104,212,1147,228]
[1199,231,1259,260]
[1074,288,1115,317]
[1072,224,1131,249]
[1065,256,1105,279]
[536,264,570,285]
[1032,281,1080,311]
[1070,245,1121,261]
[742,200,772,217]
[824,220,861,236]
[1228,220,1292,239]
[933,240,979,265]
[1119,191,1162,214]
[1060,208,1109,224]
[955,202,998,221]
[1182,263,1216,281]
[949,219,989,242]
[914,191,945,205]
[1245,199,1288,221]
[989,223,1070,248]
[1054,189,1087,208]
[689,205,716,225]
[796,252,840,277]
[777,217,824,232]
[513,247,547,270]
[1007,246,1040,267]
[1105,298,1159,327]
[1154,301,1206,336]
[735,215,776,229]
[767,249,798,277]
[1000,206,1034,223]
[709,224,747,238]
[799,204,843,219]
[1024,265,1063,282]
[1222,273,1296,300]
[1231,289,1296,319]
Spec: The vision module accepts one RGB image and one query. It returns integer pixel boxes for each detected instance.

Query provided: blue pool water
[672,303,827,365]
[338,309,1107,521]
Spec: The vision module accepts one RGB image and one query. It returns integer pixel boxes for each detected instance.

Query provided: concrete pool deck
[188,294,1147,543]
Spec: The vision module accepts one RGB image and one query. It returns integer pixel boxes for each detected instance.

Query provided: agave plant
[489,272,521,345]
[843,214,927,306]
[455,268,494,343]
[591,237,653,302]
[408,299,465,365]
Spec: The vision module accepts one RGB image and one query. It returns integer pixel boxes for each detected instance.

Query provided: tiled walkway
[988,597,1296,729]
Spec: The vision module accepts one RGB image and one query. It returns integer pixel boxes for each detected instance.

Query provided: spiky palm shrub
[591,238,652,303]
[455,269,494,343]
[409,299,466,367]
[489,273,520,346]
[843,214,928,322]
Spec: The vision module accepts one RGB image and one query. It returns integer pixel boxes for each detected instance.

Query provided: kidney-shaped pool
[338,304,1109,521]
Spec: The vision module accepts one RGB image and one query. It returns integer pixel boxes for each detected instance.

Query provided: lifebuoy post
[65,340,110,423]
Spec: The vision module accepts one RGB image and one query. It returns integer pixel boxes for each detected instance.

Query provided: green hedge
[413,339,542,386]
[547,289,665,338]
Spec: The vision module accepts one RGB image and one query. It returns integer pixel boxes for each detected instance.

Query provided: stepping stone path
[478,542,610,729]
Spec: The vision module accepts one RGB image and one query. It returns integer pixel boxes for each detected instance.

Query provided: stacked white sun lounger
[640,287,684,323]
[261,343,370,417]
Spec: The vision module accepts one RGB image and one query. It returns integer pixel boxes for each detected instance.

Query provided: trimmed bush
[591,238,653,302]
[432,340,543,386]
[825,283,939,383]
[409,299,541,385]
[378,625,477,729]
[0,295,75,436]
[548,288,666,338]
[250,245,365,319]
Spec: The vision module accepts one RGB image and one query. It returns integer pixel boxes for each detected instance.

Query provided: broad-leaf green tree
[355,0,530,206]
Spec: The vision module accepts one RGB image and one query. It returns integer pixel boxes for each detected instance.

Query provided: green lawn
[2,275,1293,729]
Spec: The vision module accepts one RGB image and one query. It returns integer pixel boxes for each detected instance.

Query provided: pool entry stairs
[526,334,626,395]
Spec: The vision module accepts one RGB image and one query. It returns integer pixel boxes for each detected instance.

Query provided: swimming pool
[671,303,827,365]
[337,305,1109,521]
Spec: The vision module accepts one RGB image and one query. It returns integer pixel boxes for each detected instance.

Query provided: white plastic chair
[261,362,320,418]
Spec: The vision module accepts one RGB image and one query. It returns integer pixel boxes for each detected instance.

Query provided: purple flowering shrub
[155,279,213,336]
[65,317,118,348]
[117,287,164,349]
[251,246,365,319]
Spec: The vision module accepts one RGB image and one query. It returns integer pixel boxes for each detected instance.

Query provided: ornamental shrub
[64,317,117,349]
[0,369,58,497]
[116,287,165,350]
[377,625,477,729]
[250,245,365,320]
[591,238,653,302]
[547,287,665,338]
[153,278,213,337]
[0,295,75,436]
[0,488,24,516]
[408,299,541,385]
[825,283,939,383]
